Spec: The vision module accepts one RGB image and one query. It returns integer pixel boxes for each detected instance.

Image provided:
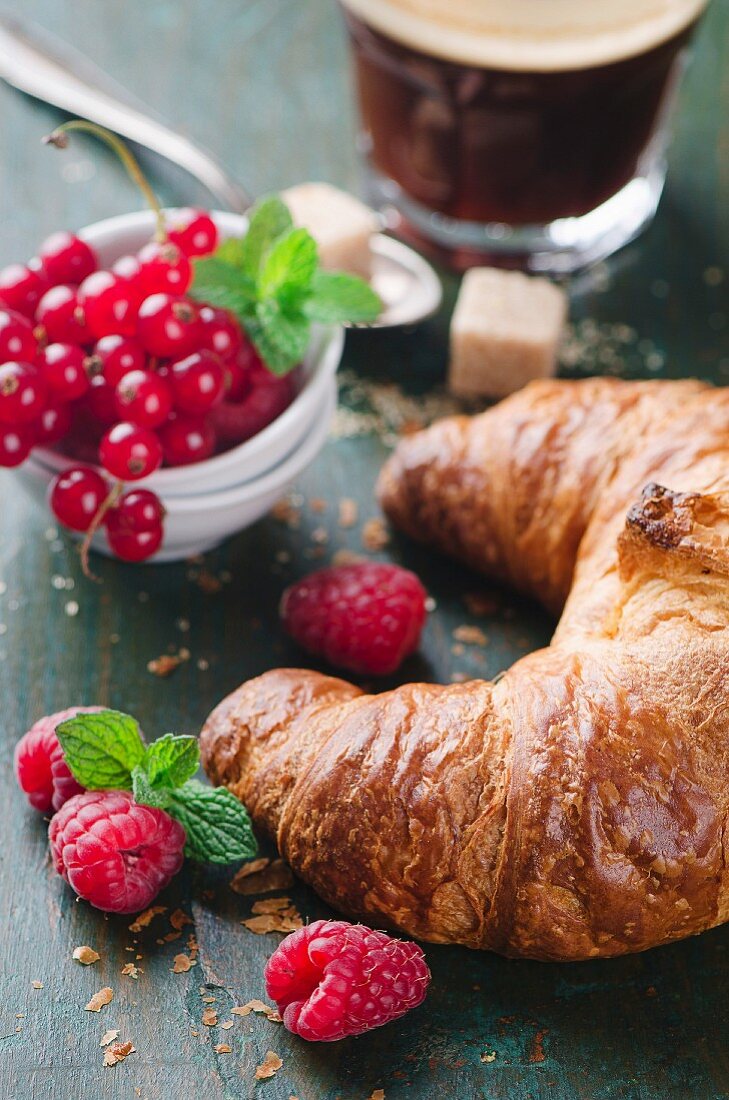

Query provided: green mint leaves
[166,781,258,864]
[190,194,381,374]
[143,733,199,789]
[56,711,257,865]
[56,711,145,789]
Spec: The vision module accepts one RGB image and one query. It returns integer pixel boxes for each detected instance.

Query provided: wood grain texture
[0,0,727,1097]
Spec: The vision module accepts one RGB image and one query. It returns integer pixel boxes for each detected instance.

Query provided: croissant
[201,377,729,960]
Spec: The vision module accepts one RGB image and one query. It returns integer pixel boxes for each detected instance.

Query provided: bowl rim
[25,377,337,512]
[31,208,344,488]
[164,379,337,512]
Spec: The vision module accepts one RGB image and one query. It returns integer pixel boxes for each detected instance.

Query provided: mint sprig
[56,710,257,865]
[190,194,381,374]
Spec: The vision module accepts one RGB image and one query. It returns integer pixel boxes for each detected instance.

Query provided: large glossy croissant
[201,377,729,960]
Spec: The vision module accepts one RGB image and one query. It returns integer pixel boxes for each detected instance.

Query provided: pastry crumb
[251,896,292,914]
[230,858,294,896]
[147,650,189,677]
[361,517,389,551]
[338,498,358,528]
[103,1040,135,1067]
[453,625,488,646]
[171,953,196,973]
[255,1051,283,1080]
[73,945,100,965]
[129,906,167,932]
[231,1000,279,1020]
[242,903,303,935]
[85,987,113,1012]
[169,908,193,931]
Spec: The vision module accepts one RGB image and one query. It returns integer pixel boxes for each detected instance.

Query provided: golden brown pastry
[201,377,729,960]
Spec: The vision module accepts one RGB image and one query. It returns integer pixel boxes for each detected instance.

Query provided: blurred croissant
[201,378,729,960]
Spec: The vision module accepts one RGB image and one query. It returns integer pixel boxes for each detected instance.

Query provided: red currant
[35,285,90,345]
[49,465,109,531]
[106,522,163,562]
[199,305,242,361]
[91,334,146,386]
[0,423,35,466]
[0,361,48,424]
[84,374,118,426]
[169,350,225,415]
[112,254,146,308]
[0,263,48,318]
[107,487,164,533]
[38,231,97,286]
[105,486,165,561]
[99,421,162,480]
[136,241,192,296]
[0,308,38,362]
[159,413,215,466]
[38,343,90,402]
[77,271,138,339]
[115,369,173,429]
[136,294,201,358]
[166,209,218,257]
[34,400,73,446]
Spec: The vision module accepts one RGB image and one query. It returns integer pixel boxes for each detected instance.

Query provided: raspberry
[264,919,430,1042]
[280,562,427,676]
[49,790,185,913]
[14,706,102,813]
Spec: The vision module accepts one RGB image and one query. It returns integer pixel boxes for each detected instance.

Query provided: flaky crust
[201,378,729,960]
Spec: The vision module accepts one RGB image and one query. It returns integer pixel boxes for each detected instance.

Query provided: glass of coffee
[340,0,709,271]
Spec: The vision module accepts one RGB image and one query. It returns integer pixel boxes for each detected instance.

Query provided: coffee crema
[340,0,707,72]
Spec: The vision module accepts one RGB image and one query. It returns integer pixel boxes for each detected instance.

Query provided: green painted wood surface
[1,1,728,1097]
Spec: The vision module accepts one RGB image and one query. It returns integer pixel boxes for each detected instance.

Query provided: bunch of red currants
[0,209,296,561]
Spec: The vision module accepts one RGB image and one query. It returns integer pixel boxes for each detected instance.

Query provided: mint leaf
[241,196,293,279]
[144,733,199,789]
[166,780,257,863]
[258,228,318,299]
[131,765,171,809]
[214,236,248,267]
[191,256,255,306]
[248,300,311,374]
[56,710,146,789]
[303,271,381,324]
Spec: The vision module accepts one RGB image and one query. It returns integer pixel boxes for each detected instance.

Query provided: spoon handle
[0,13,251,214]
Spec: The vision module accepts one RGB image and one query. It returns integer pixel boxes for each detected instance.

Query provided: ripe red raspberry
[49,790,185,913]
[264,919,430,1042]
[14,706,102,813]
[280,562,427,676]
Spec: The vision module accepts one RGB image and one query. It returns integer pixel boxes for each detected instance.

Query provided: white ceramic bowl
[32,210,345,495]
[19,380,337,561]
[13,207,345,560]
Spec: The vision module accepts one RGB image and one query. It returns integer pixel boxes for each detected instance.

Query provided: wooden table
[1,2,728,1097]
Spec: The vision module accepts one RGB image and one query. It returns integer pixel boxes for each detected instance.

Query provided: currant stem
[43,121,168,243]
[79,480,124,581]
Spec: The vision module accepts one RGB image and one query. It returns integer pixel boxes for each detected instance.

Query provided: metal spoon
[0,13,442,328]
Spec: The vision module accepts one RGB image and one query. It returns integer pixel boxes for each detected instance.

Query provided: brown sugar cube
[282,182,379,279]
[448,268,567,400]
